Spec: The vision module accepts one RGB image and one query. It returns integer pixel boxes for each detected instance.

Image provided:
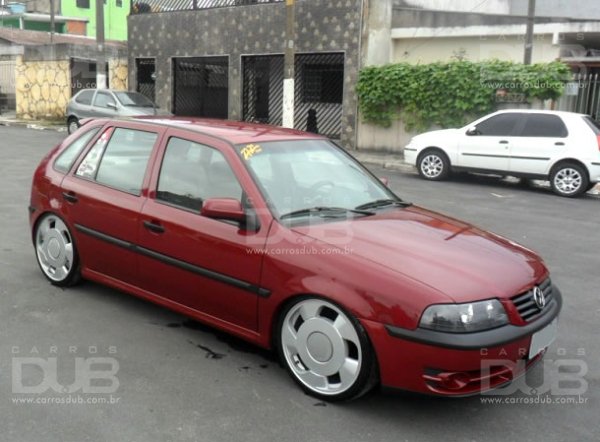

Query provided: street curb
[0,119,66,132]
[350,151,416,174]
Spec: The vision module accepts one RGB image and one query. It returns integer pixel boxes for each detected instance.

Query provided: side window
[519,114,568,138]
[94,91,116,108]
[75,90,94,105]
[76,128,157,195]
[54,127,100,173]
[475,113,521,136]
[157,137,243,212]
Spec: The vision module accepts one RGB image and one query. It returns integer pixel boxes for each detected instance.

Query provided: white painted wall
[509,0,600,19]
[393,34,559,63]
[400,0,510,14]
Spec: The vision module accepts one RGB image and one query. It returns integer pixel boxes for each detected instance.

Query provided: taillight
[597,135,600,151]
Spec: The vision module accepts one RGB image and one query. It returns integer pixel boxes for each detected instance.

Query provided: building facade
[128,0,388,149]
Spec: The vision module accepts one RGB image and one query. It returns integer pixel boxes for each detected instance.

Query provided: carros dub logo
[11,346,120,395]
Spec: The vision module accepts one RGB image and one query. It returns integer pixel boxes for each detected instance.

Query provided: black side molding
[74,223,271,298]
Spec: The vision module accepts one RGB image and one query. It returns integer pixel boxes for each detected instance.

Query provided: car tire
[586,182,598,192]
[34,213,81,287]
[417,149,451,181]
[550,162,589,198]
[276,296,378,402]
[67,117,80,135]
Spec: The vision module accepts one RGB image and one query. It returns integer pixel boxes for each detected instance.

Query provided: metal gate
[242,52,344,138]
[243,55,284,125]
[557,73,600,119]
[70,58,109,95]
[172,57,229,118]
[136,58,156,103]
[0,59,16,113]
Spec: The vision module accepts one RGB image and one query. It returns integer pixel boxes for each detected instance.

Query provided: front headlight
[419,299,508,333]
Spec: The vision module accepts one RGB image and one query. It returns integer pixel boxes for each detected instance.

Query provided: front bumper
[362,286,562,396]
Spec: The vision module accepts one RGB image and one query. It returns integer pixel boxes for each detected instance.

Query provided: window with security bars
[302,64,343,104]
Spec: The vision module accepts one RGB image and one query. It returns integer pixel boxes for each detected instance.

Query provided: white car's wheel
[277,297,377,401]
[417,149,450,181]
[550,163,588,198]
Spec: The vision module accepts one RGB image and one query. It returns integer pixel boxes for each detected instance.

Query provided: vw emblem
[532,286,546,309]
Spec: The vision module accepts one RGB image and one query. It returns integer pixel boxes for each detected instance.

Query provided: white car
[404,110,600,197]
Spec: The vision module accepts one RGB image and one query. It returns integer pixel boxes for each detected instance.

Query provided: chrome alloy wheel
[553,167,583,195]
[35,215,75,282]
[280,299,363,396]
[420,154,444,179]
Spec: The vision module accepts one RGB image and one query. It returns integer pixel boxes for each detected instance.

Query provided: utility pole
[523,0,535,64]
[96,0,107,89]
[282,0,295,128]
[49,0,55,44]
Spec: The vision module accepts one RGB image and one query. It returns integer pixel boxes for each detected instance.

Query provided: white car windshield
[237,139,403,220]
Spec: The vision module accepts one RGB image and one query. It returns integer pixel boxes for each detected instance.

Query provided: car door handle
[62,192,78,203]
[499,140,509,144]
[555,142,565,146]
[143,220,165,234]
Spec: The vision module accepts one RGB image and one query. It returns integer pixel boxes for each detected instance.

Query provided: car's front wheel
[277,297,377,401]
[417,149,451,181]
[34,214,81,286]
[67,117,80,134]
[550,162,589,197]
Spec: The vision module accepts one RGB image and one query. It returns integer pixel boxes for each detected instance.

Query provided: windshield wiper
[355,199,412,211]
[280,206,375,220]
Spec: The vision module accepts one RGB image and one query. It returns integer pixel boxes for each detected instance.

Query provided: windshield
[114,92,155,108]
[237,139,401,220]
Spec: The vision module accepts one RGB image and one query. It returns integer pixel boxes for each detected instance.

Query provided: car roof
[492,109,588,118]
[92,117,325,145]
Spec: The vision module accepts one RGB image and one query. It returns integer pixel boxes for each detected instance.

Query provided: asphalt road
[0,126,598,442]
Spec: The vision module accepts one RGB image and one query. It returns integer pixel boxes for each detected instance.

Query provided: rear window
[75,90,94,105]
[519,114,568,138]
[76,128,157,195]
[583,116,600,134]
[54,127,100,173]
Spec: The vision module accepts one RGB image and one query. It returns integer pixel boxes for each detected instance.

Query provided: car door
[60,121,164,286]
[91,90,119,118]
[508,113,569,176]
[457,112,524,172]
[136,129,271,332]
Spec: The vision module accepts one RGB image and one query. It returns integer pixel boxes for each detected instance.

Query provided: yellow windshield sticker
[241,144,262,160]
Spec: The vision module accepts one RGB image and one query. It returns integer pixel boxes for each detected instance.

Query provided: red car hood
[291,206,547,303]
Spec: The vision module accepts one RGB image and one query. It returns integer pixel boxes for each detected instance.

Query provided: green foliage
[356,60,572,131]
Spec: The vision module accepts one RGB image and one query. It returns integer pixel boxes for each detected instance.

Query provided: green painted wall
[0,18,66,33]
[61,0,129,41]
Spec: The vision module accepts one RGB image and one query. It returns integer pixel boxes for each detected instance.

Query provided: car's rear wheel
[67,117,80,134]
[417,149,451,181]
[34,214,80,286]
[550,162,589,197]
[277,296,377,401]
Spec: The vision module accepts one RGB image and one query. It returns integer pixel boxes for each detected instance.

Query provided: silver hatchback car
[66,89,160,133]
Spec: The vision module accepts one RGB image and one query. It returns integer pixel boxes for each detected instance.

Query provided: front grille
[511,278,553,322]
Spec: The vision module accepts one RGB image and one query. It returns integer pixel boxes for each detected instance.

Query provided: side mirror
[379,177,389,186]
[201,198,246,223]
[466,126,478,136]
[107,102,118,110]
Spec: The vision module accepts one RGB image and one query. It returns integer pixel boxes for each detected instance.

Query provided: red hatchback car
[30,118,562,401]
